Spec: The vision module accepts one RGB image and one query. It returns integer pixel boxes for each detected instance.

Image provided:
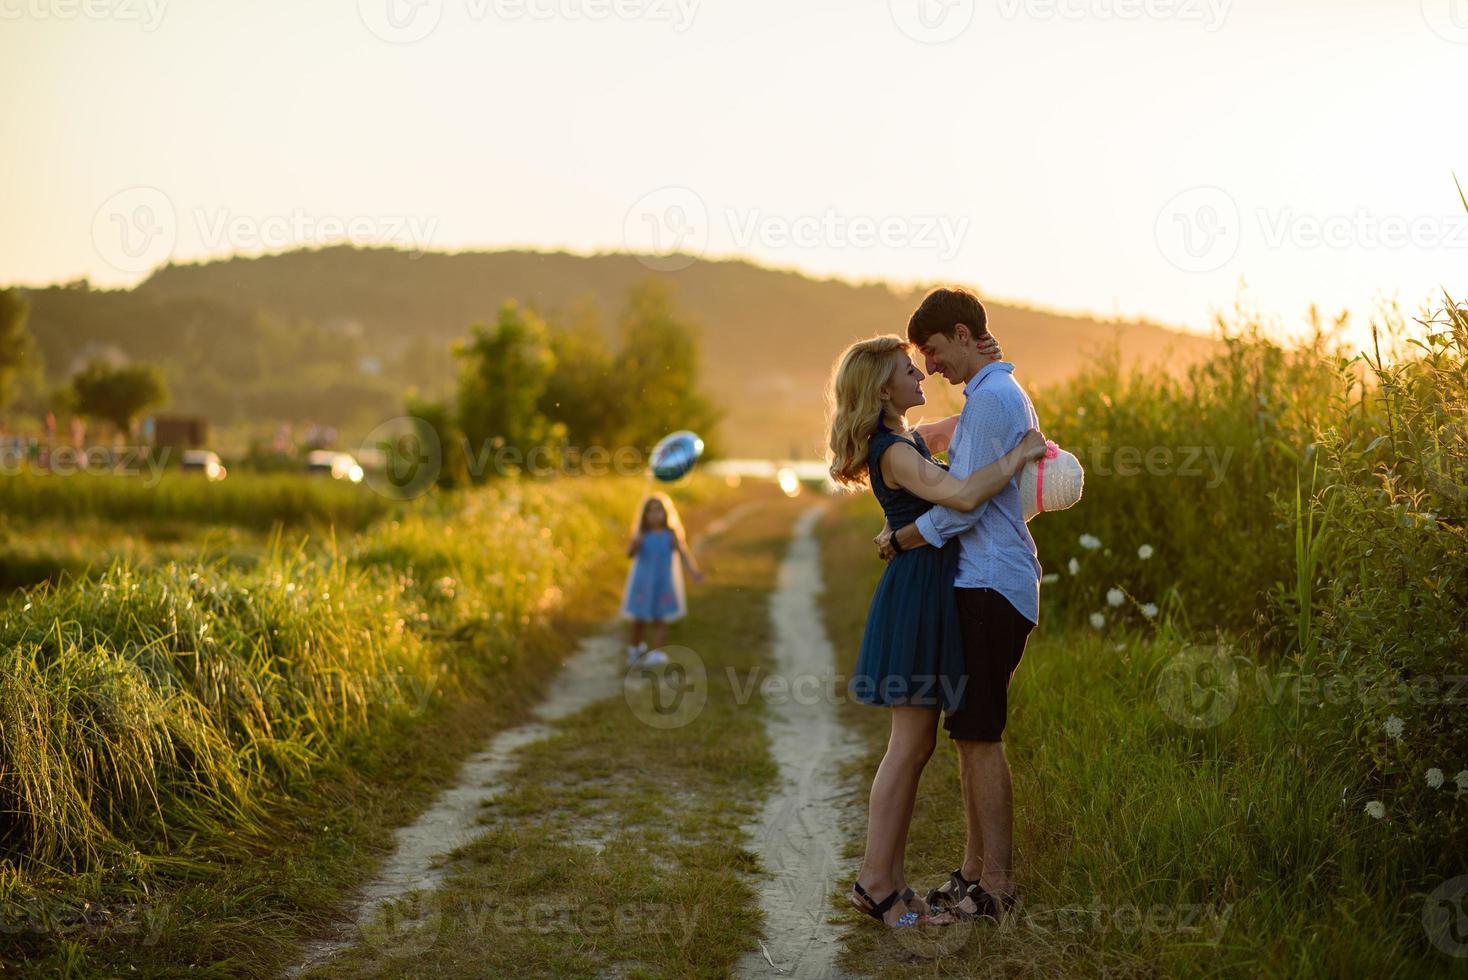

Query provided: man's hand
[874,523,897,561]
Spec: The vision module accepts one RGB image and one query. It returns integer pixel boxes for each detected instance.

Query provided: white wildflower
[1426,768,1445,790]
[1068,557,1081,576]
[1141,603,1159,619]
[1042,573,1061,585]
[1384,715,1404,740]
[1364,801,1385,820]
[1456,770,1468,793]
[1107,588,1125,607]
[1138,544,1154,560]
[1089,612,1105,629]
[1079,534,1102,550]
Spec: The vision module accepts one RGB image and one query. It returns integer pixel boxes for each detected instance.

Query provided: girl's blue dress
[851,420,968,712]
[621,529,687,622]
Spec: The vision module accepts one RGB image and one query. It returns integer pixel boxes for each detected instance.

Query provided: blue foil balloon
[651,430,705,482]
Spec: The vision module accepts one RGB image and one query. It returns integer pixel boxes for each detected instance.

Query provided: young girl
[622,493,704,666]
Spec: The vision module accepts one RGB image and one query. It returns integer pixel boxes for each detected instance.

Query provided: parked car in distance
[305,450,365,483]
[180,449,227,481]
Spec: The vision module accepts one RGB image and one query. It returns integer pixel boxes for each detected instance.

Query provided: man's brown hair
[906,287,988,347]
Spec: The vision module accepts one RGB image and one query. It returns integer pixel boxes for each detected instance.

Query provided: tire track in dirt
[736,503,863,980]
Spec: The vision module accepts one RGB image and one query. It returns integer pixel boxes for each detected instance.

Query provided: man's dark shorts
[943,587,1034,742]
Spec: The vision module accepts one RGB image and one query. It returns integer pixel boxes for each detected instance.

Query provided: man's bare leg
[956,739,1013,897]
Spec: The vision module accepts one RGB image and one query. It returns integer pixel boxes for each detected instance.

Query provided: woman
[826,334,1046,929]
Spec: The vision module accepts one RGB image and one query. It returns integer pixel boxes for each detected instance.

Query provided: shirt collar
[964,360,1015,398]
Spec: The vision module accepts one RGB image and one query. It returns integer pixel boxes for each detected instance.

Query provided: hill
[21,247,1219,457]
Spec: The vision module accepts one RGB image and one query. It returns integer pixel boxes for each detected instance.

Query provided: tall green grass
[0,477,649,888]
[1026,289,1468,943]
[0,472,396,530]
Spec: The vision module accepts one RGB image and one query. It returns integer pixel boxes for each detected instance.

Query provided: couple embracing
[826,287,1049,930]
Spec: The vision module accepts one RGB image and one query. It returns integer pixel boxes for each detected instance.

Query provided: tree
[454,302,558,478]
[611,282,721,453]
[71,360,168,436]
[0,288,37,415]
[540,320,622,450]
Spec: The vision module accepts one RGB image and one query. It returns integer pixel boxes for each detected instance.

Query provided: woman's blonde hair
[825,335,910,491]
[633,491,687,541]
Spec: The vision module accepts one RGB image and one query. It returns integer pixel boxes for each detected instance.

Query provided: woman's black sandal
[924,868,978,911]
[850,881,921,929]
[901,886,928,915]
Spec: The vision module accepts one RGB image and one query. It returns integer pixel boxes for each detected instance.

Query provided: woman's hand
[977,331,1003,362]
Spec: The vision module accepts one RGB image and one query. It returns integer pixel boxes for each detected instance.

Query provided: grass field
[2,293,1463,976]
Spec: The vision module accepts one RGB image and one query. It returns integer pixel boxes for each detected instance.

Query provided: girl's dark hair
[907,287,988,346]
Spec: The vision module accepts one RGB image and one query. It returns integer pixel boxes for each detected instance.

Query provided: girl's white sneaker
[641,649,669,666]
[626,643,648,667]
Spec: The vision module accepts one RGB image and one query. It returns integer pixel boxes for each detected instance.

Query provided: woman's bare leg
[854,706,938,923]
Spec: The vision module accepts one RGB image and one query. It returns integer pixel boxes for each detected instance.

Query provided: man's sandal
[924,868,978,911]
[850,881,921,929]
[924,882,1018,925]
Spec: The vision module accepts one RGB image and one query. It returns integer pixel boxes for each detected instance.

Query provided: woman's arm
[913,415,960,456]
[882,429,1047,512]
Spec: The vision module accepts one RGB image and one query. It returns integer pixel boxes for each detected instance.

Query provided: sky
[3,0,1465,348]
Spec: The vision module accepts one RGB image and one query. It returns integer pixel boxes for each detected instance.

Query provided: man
[876,286,1042,922]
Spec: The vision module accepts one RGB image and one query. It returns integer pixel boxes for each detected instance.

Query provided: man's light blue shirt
[913,361,1043,624]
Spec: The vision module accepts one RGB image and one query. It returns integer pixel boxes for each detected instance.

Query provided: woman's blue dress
[851,420,968,713]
